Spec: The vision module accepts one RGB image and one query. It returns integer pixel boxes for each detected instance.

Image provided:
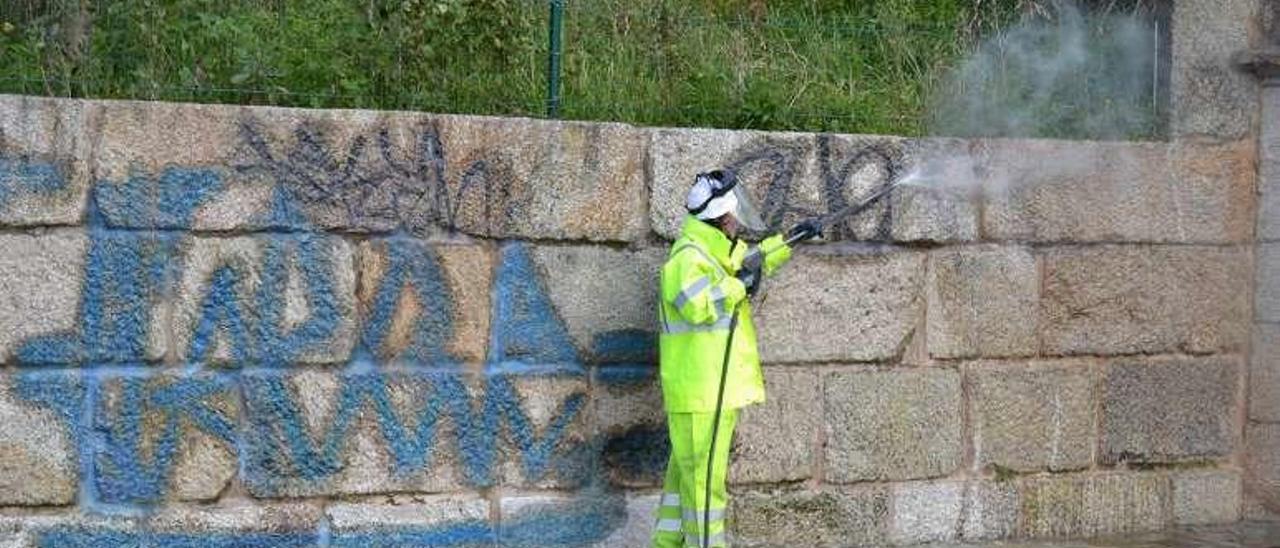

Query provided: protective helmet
[685,169,766,231]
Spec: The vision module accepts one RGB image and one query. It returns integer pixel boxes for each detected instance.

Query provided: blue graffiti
[94,167,221,230]
[592,329,657,364]
[360,238,457,365]
[259,182,311,231]
[0,156,67,207]
[12,370,93,508]
[184,234,345,367]
[16,231,180,364]
[255,233,344,365]
[36,528,318,548]
[14,370,239,507]
[188,267,253,364]
[242,370,587,492]
[489,244,580,368]
[182,182,346,367]
[330,522,495,547]
[33,501,624,547]
[13,370,86,432]
[233,238,598,493]
[92,373,237,505]
[7,124,662,542]
[498,498,626,547]
[17,168,221,365]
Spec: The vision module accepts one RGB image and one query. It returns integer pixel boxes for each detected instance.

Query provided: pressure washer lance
[701,179,903,548]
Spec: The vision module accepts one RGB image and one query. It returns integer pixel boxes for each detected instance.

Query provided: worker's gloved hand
[788,219,824,242]
[736,251,764,297]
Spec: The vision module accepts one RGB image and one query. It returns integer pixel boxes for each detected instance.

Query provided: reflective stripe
[663,275,733,336]
[710,285,724,301]
[662,316,732,334]
[665,244,737,334]
[673,276,711,311]
[710,285,726,318]
[682,508,726,523]
[656,518,682,532]
[684,532,727,547]
[661,492,681,508]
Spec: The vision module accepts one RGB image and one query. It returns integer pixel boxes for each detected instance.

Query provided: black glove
[736,251,764,297]
[788,219,824,242]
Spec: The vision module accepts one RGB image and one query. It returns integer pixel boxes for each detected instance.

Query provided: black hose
[815,180,900,231]
[703,301,741,548]
[696,181,898,547]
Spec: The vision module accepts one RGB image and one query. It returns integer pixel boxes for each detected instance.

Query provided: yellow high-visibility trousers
[652,410,738,548]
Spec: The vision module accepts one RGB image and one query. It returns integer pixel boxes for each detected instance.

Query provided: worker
[653,169,822,547]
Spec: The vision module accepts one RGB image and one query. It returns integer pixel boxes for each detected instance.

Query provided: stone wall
[0,89,1255,546]
[1244,0,1280,523]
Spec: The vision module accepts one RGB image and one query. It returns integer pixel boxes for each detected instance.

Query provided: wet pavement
[936,521,1280,547]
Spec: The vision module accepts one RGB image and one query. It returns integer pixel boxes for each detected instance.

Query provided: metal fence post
[546,0,563,118]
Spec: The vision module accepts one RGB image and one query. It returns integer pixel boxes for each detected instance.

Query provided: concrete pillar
[1236,0,1280,518]
[1171,0,1262,141]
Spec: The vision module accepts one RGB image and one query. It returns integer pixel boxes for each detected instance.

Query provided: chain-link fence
[0,0,1169,137]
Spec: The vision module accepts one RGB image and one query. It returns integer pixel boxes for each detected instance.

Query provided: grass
[556,2,984,134]
[0,0,1156,137]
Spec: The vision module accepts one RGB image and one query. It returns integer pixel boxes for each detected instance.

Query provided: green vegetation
[0,0,547,114]
[557,1,1006,134]
[0,1,1155,136]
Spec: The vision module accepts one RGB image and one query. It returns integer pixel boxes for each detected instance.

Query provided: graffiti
[591,330,656,364]
[722,137,809,230]
[94,167,223,230]
[490,244,582,369]
[242,370,587,493]
[815,135,907,240]
[187,266,253,364]
[32,499,626,547]
[92,373,238,505]
[724,135,908,240]
[184,234,347,367]
[12,371,88,492]
[17,168,220,365]
[36,528,320,548]
[2,117,657,547]
[597,365,668,486]
[235,119,516,235]
[11,371,239,507]
[359,237,458,365]
[0,155,68,206]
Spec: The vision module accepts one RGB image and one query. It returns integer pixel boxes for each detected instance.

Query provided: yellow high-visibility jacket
[658,215,792,413]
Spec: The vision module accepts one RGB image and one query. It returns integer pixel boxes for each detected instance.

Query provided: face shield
[727,183,767,232]
[687,170,767,232]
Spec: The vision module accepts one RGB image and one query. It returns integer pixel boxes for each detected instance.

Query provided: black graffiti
[723,134,906,240]
[235,119,515,235]
[235,121,910,240]
[815,134,906,241]
[722,138,807,230]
